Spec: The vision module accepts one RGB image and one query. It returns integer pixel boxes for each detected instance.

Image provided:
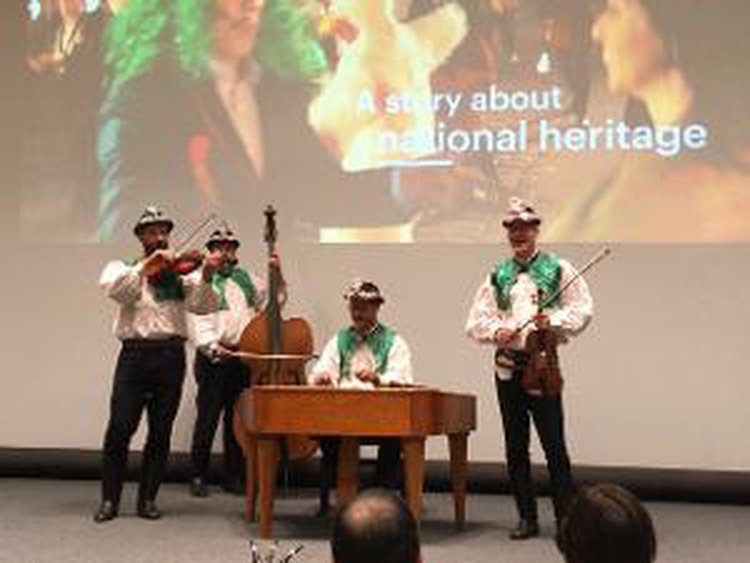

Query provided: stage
[1,478,747,563]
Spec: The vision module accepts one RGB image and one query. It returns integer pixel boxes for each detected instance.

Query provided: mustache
[145,240,169,254]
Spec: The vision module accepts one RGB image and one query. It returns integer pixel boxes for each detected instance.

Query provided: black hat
[343,278,385,304]
[205,222,240,250]
[501,197,541,227]
[133,206,174,236]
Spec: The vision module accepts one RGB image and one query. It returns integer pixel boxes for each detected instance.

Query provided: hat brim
[206,239,240,250]
[134,219,174,235]
[348,295,385,305]
[502,217,541,228]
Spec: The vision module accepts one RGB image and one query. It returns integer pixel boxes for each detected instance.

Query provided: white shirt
[465,256,593,380]
[209,58,265,178]
[189,270,266,350]
[309,329,413,390]
[100,261,217,341]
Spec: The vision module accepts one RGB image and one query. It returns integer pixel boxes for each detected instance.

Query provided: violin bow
[229,351,319,362]
[513,246,611,336]
[173,212,218,254]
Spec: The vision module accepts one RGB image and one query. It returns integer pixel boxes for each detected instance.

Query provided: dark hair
[332,489,420,563]
[557,483,656,563]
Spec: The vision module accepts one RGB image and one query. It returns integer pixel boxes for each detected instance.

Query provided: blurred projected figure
[398,0,593,242]
[24,0,106,238]
[97,0,336,240]
[546,0,750,241]
[308,0,468,172]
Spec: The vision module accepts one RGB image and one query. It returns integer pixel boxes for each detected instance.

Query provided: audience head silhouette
[332,489,420,563]
[557,483,656,563]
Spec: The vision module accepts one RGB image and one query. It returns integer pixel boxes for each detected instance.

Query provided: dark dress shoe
[189,477,209,498]
[136,500,162,520]
[510,519,540,540]
[93,500,118,523]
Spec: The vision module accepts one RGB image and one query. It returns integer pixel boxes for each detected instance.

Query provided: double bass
[237,205,317,459]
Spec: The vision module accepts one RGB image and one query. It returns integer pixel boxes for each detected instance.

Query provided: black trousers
[318,437,402,509]
[189,351,249,483]
[100,340,186,506]
[495,373,574,522]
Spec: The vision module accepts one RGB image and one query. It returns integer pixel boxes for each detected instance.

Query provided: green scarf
[336,323,397,382]
[491,252,562,311]
[211,267,258,310]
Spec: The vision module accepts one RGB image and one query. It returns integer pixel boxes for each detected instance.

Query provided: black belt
[122,337,185,349]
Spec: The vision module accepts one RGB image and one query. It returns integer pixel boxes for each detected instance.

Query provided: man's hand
[533,314,551,330]
[310,372,334,387]
[141,249,175,277]
[207,343,233,362]
[494,328,517,347]
[355,368,380,385]
[269,252,281,270]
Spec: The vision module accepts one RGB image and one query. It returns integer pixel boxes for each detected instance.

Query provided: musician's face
[349,299,380,334]
[592,0,667,95]
[210,242,239,274]
[506,221,538,260]
[137,224,171,255]
[213,0,266,61]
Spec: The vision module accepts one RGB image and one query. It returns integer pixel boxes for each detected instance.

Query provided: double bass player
[466,198,594,539]
[187,222,283,497]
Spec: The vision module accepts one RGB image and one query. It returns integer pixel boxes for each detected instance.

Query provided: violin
[142,213,219,283]
[521,289,562,397]
[143,249,205,285]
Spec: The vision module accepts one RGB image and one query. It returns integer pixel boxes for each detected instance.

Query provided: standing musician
[466,197,593,539]
[308,280,414,515]
[94,206,221,523]
[188,222,279,497]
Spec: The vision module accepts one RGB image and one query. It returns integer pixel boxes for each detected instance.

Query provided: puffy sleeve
[308,335,341,386]
[380,335,413,386]
[465,275,514,344]
[99,260,143,305]
[548,259,594,338]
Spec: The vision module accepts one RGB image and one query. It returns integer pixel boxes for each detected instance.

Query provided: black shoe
[510,519,540,540]
[93,500,118,523]
[136,499,162,520]
[189,477,209,498]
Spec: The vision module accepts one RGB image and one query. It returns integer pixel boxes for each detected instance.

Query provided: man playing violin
[94,206,222,523]
[465,197,593,539]
[308,279,413,515]
[187,222,275,497]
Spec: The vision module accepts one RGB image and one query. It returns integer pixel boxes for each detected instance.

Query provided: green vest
[491,252,562,311]
[336,323,397,381]
[211,267,258,310]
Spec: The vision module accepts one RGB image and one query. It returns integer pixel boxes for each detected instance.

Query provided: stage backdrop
[2,0,750,471]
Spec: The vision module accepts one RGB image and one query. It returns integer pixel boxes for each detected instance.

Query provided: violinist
[94,206,221,523]
[465,197,592,539]
[188,223,272,497]
[308,279,413,515]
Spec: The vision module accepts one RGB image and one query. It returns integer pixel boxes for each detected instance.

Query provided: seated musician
[188,222,280,497]
[308,279,414,515]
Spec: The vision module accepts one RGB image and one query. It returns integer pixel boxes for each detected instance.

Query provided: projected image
[17,0,750,242]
